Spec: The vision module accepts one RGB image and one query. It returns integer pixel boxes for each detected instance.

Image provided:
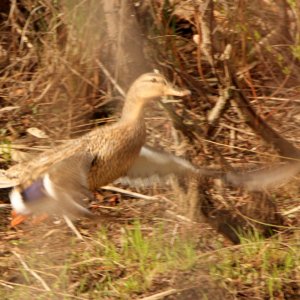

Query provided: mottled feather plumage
[5,73,191,218]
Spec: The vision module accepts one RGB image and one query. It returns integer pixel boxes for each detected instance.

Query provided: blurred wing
[11,154,97,219]
[116,145,222,186]
[127,146,198,177]
[226,163,300,190]
[42,155,93,217]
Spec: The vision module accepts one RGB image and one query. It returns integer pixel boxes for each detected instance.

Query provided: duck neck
[120,94,147,124]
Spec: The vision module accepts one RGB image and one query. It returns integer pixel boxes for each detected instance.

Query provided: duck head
[121,72,190,120]
[128,72,191,100]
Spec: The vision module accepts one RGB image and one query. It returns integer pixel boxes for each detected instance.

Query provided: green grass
[71,221,197,298]
[209,232,300,299]
[1,221,198,299]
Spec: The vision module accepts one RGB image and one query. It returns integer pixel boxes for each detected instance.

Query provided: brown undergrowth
[0,1,300,299]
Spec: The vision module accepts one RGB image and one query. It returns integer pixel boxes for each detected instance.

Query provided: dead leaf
[27,127,49,139]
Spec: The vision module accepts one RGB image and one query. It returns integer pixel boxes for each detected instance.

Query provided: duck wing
[115,145,222,186]
[10,153,98,219]
[225,162,300,190]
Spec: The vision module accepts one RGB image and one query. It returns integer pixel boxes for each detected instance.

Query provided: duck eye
[150,78,158,83]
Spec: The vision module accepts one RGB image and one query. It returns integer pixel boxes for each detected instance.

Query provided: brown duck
[5,72,192,220]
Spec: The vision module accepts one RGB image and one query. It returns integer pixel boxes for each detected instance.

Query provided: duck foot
[10,211,49,227]
[10,210,28,227]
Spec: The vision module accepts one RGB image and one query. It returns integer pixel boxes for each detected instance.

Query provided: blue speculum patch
[21,178,47,204]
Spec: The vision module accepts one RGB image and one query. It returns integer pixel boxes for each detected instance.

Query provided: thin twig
[282,205,300,216]
[62,215,84,240]
[0,279,88,300]
[138,289,178,300]
[59,57,99,90]
[166,210,195,223]
[101,185,158,200]
[95,59,126,97]
[12,250,51,292]
[207,87,231,125]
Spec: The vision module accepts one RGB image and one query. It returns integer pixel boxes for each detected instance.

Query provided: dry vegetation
[0,0,300,299]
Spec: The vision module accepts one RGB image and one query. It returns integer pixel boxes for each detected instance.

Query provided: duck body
[8,72,190,219]
[86,117,146,189]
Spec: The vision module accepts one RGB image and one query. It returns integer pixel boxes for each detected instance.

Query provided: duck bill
[164,85,191,97]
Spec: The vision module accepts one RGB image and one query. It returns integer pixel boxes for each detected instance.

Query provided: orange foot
[11,210,29,227]
[10,211,49,227]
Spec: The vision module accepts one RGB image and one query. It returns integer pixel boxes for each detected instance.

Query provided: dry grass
[0,0,300,299]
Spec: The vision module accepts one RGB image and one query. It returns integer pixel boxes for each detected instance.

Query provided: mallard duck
[4,72,192,222]
[2,143,298,223]
[1,145,225,222]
